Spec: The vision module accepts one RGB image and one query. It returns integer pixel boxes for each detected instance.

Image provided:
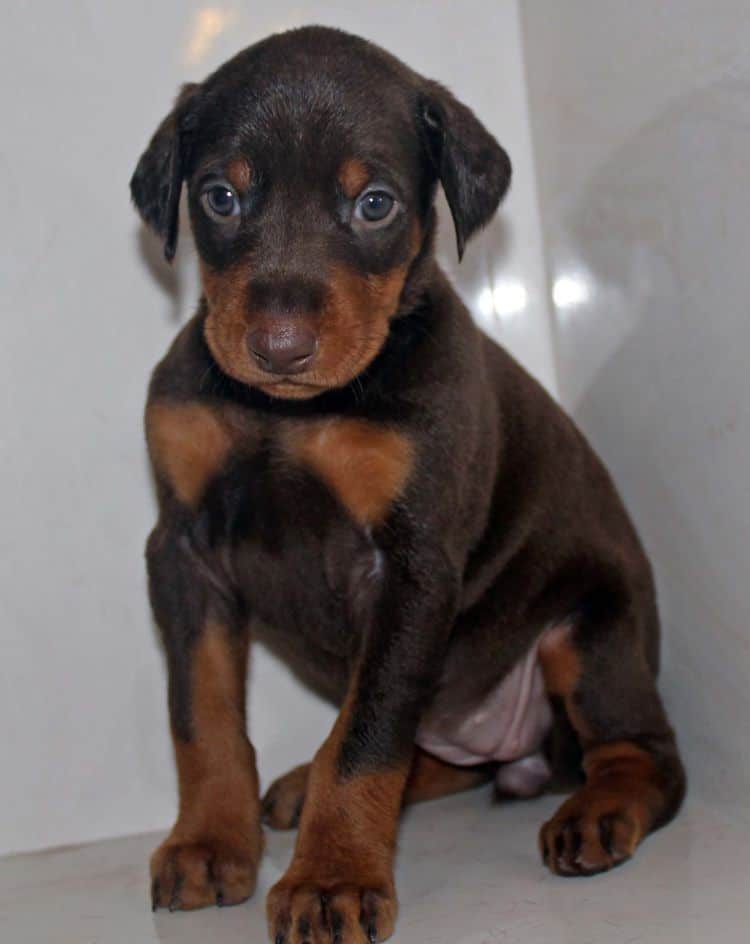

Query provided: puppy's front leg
[147,521,263,911]
[267,544,459,944]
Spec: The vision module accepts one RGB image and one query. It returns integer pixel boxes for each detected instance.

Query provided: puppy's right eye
[200,183,240,222]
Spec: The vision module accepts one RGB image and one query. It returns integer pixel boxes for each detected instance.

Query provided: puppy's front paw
[150,829,262,911]
[267,874,396,944]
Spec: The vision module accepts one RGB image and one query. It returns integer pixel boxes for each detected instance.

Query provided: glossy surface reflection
[522,0,750,812]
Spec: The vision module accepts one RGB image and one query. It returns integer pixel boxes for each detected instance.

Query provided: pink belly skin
[416,635,554,797]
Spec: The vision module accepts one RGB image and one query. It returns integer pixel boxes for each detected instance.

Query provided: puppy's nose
[247,325,317,375]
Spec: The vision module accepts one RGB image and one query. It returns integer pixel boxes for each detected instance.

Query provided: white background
[0,1,553,855]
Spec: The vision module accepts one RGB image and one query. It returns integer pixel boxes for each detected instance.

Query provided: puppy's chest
[148,402,412,647]
[277,417,414,529]
[230,416,411,645]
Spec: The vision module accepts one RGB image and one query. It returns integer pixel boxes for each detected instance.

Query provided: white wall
[0,1,552,855]
[521,0,750,811]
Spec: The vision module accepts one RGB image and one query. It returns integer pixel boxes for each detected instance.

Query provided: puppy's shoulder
[147,308,215,405]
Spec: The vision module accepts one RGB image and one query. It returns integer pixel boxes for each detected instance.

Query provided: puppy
[131,25,685,943]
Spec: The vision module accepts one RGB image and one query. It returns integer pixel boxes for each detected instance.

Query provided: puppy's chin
[204,350,375,401]
[253,378,327,401]
[251,357,376,400]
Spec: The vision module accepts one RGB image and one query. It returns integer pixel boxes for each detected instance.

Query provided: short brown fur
[403,749,491,804]
[146,402,232,506]
[540,739,666,875]
[266,685,405,944]
[150,622,263,909]
[285,418,414,525]
[583,740,664,837]
[539,623,591,741]
[201,236,420,398]
[226,155,252,192]
[338,157,371,198]
[262,749,491,830]
[200,260,254,385]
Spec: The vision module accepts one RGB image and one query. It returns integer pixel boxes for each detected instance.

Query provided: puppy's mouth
[254,374,328,398]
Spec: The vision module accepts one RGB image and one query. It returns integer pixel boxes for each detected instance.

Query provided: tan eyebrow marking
[338,158,371,199]
[226,155,252,192]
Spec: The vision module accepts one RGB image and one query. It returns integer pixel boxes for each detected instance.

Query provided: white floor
[1,790,748,943]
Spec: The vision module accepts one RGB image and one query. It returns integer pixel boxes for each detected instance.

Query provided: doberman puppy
[131,25,685,944]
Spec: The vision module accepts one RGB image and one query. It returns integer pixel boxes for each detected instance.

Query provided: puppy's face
[132,28,511,399]
[186,57,426,399]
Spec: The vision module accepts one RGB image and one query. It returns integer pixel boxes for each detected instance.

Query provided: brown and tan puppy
[131,25,685,944]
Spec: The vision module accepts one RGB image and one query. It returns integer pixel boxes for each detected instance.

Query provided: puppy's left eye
[355,189,397,226]
[200,183,240,222]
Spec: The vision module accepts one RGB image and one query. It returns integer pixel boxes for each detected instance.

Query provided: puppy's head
[131,26,511,399]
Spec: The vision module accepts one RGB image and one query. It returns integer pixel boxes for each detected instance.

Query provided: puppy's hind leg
[538,609,685,876]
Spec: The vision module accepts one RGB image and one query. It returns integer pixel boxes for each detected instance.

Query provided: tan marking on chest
[285,419,413,526]
[146,402,232,507]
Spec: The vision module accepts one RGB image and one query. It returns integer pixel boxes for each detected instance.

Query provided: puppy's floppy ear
[130,83,200,262]
[419,81,512,261]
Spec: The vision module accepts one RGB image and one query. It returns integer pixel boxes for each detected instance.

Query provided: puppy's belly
[416,636,553,797]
